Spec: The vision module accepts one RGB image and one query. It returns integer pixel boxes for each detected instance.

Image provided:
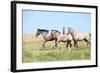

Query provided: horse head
[35,29,49,37]
[35,29,41,37]
[67,26,75,34]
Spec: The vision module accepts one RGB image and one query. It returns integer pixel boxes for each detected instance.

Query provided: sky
[23,10,91,35]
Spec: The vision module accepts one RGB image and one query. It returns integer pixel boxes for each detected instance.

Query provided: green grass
[22,40,91,63]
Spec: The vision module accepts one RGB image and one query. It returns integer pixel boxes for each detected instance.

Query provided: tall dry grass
[22,34,91,63]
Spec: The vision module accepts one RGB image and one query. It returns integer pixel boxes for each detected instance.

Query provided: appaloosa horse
[67,27,91,48]
[51,30,73,48]
[36,29,73,48]
[35,29,55,48]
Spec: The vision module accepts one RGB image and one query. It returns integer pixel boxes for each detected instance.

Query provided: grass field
[22,35,91,63]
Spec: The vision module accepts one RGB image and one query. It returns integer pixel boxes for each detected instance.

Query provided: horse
[35,29,55,48]
[51,30,73,48]
[67,27,91,48]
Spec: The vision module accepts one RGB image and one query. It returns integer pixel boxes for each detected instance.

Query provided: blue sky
[23,10,91,35]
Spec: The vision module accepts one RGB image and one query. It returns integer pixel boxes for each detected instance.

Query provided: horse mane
[51,30,61,33]
[71,28,75,32]
[38,29,49,32]
[68,27,75,32]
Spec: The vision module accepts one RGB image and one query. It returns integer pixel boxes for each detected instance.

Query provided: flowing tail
[89,32,91,40]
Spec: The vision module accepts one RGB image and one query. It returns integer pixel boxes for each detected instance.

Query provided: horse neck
[58,33,61,36]
[54,32,61,39]
[70,31,76,39]
[41,32,48,38]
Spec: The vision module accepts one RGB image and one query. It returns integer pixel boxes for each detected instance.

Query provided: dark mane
[51,30,61,33]
[38,29,49,32]
[68,27,75,32]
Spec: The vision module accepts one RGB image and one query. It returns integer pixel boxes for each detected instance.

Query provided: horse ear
[69,26,72,29]
[68,26,71,29]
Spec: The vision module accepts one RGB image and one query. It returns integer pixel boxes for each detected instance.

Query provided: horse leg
[55,39,58,47]
[70,41,72,48]
[88,40,91,47]
[52,39,57,49]
[67,40,72,48]
[66,40,72,51]
[57,41,60,47]
[74,41,77,47]
[57,41,62,50]
[66,42,69,48]
[43,40,47,48]
[84,39,90,47]
[77,42,79,48]
[66,40,71,48]
[74,41,79,48]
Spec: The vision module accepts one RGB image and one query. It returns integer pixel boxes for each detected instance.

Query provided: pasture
[22,35,91,63]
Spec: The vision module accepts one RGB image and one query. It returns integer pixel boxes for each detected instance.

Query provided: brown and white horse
[35,29,55,48]
[51,30,73,48]
[67,27,91,48]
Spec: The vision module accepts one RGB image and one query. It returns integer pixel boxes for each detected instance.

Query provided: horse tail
[90,33,91,37]
[89,32,91,45]
[89,32,91,40]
